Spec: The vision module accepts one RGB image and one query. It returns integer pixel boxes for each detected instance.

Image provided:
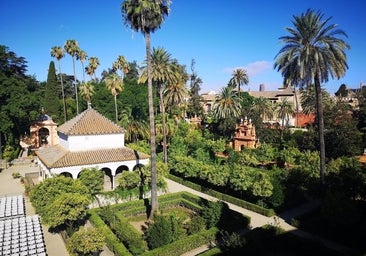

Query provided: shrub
[12,172,21,179]
[187,215,206,235]
[146,215,172,249]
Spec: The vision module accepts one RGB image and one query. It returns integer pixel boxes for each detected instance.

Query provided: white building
[35,106,150,190]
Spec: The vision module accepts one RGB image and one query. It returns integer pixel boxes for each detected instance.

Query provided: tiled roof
[36,145,150,168]
[57,107,125,135]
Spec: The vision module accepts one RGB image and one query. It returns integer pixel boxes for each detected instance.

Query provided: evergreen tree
[187,59,204,118]
[44,61,60,121]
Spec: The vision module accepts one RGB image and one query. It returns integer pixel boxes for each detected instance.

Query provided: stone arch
[101,167,113,191]
[59,172,73,178]
[114,165,129,188]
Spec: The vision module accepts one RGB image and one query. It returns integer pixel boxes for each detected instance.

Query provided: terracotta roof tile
[36,146,149,168]
[57,107,124,135]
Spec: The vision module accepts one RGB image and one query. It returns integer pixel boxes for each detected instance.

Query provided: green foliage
[12,172,21,179]
[2,145,19,161]
[219,230,246,252]
[43,192,90,229]
[78,167,104,195]
[201,200,228,229]
[186,215,206,235]
[145,214,186,249]
[67,227,106,256]
[44,61,61,121]
[251,172,273,198]
[118,171,141,190]
[29,176,89,218]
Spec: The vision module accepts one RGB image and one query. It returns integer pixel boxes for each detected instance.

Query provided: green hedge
[88,210,131,256]
[140,227,219,256]
[167,174,276,217]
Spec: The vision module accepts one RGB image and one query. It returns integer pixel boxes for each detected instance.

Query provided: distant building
[230,117,258,150]
[35,106,149,190]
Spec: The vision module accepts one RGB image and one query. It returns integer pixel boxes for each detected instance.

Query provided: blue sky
[1,0,365,94]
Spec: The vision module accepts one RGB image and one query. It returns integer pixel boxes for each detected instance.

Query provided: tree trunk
[145,32,158,219]
[314,76,326,185]
[114,95,118,123]
[159,87,168,164]
[72,57,79,114]
[58,61,67,122]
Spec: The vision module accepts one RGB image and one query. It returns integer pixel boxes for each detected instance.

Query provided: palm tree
[251,96,275,123]
[105,74,123,123]
[229,68,249,99]
[139,47,179,164]
[119,107,149,143]
[50,46,67,122]
[86,56,100,81]
[64,39,81,114]
[113,55,130,79]
[213,86,241,120]
[121,0,171,218]
[274,9,349,184]
[76,49,88,82]
[79,81,95,107]
[276,98,294,140]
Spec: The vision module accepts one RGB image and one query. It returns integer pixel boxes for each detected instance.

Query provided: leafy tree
[117,171,140,190]
[78,167,104,196]
[121,0,171,219]
[274,9,350,185]
[0,45,42,152]
[67,227,105,256]
[29,176,89,216]
[43,192,90,229]
[252,172,274,199]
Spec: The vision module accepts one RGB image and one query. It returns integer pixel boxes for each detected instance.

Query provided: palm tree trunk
[293,85,299,127]
[159,87,168,164]
[145,32,158,218]
[314,77,326,185]
[58,61,67,122]
[72,57,79,114]
[114,95,118,123]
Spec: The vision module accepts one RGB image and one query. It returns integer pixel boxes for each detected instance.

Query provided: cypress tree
[44,61,60,121]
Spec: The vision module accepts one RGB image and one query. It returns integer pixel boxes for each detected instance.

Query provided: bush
[187,215,206,235]
[12,172,21,179]
[146,215,172,249]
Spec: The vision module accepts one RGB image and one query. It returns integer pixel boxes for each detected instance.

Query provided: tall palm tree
[121,0,171,218]
[274,9,349,184]
[105,74,123,123]
[79,81,95,107]
[76,49,88,82]
[300,86,332,115]
[213,86,242,120]
[64,39,81,114]
[50,46,67,122]
[113,55,130,79]
[229,68,249,99]
[139,47,179,164]
[86,56,100,81]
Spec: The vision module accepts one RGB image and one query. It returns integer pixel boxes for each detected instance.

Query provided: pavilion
[35,105,150,190]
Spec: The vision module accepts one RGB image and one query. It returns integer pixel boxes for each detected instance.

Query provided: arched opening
[114,166,129,188]
[38,127,49,147]
[101,168,113,191]
[59,172,73,179]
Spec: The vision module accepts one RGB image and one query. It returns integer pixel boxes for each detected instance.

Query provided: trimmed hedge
[167,174,276,217]
[140,227,219,256]
[89,191,250,256]
[88,210,131,256]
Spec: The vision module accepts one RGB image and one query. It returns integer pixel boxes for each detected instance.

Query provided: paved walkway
[0,163,69,256]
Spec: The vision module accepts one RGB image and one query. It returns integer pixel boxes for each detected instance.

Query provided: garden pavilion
[35,105,150,190]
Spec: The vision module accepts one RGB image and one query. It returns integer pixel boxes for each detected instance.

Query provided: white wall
[67,134,125,151]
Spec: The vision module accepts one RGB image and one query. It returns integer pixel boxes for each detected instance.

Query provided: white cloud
[224,61,272,77]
